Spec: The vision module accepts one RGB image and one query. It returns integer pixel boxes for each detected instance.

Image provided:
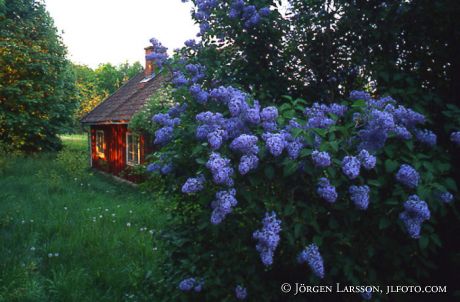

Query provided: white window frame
[126,132,141,166]
[95,130,105,158]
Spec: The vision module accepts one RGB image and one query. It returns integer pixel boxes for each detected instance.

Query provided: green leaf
[419,236,429,250]
[351,99,366,108]
[379,218,390,230]
[283,161,299,177]
[385,159,399,173]
[264,165,275,180]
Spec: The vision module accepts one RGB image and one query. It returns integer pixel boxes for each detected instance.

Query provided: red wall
[90,124,149,181]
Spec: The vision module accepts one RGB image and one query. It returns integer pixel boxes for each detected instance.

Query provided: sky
[44,0,198,68]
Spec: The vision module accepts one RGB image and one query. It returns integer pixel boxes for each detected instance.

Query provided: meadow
[0,135,168,301]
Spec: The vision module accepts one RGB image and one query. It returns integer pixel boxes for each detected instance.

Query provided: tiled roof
[80,70,171,124]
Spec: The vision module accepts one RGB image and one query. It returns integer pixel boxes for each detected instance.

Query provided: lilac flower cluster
[303,102,345,129]
[230,134,259,175]
[317,178,337,203]
[396,164,420,189]
[341,156,361,179]
[349,90,372,101]
[351,91,429,151]
[414,128,437,146]
[147,162,173,175]
[262,133,287,157]
[193,0,218,35]
[450,131,460,146]
[182,175,206,194]
[399,195,431,239]
[230,134,259,155]
[145,37,168,68]
[152,104,186,145]
[178,277,204,292]
[439,192,453,203]
[206,152,234,186]
[253,212,281,266]
[229,1,270,29]
[210,189,238,224]
[349,185,370,210]
[311,150,331,168]
[357,149,376,170]
[235,285,247,300]
[297,243,325,279]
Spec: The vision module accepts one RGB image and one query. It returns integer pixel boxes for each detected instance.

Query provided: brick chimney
[144,46,155,77]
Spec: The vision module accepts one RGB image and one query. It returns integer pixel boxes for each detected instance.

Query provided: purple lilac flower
[181,175,205,194]
[184,39,197,48]
[262,121,277,132]
[223,117,245,139]
[451,131,460,145]
[399,195,431,239]
[311,150,331,168]
[146,163,161,173]
[253,212,281,266]
[244,101,261,124]
[342,156,361,179]
[230,134,259,155]
[396,164,420,189]
[286,140,303,160]
[262,133,286,156]
[306,116,335,129]
[185,63,205,83]
[194,280,204,292]
[206,152,234,186]
[414,129,437,146]
[361,289,372,300]
[196,111,224,125]
[167,103,187,117]
[393,106,425,128]
[358,149,376,170]
[394,126,412,140]
[189,84,209,104]
[172,71,188,87]
[260,106,278,122]
[349,185,370,210]
[160,163,173,175]
[439,192,453,203]
[259,7,270,16]
[207,129,227,150]
[235,285,247,300]
[154,126,174,145]
[317,178,338,203]
[239,154,259,175]
[146,37,168,68]
[210,189,238,224]
[358,109,395,151]
[297,243,325,279]
[152,113,180,127]
[349,90,372,101]
[179,278,195,291]
[329,103,348,116]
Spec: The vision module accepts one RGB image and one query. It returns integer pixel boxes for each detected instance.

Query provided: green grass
[0,135,168,301]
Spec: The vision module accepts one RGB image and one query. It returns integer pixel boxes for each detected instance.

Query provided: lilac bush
[144,33,457,301]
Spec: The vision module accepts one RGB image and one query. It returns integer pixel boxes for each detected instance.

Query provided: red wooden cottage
[80,46,171,181]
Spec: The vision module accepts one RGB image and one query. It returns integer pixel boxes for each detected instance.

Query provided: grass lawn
[0,135,168,301]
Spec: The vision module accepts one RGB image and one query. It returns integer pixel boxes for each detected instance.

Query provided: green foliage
[0,135,170,301]
[71,62,143,132]
[151,89,459,300]
[129,84,174,135]
[0,0,78,152]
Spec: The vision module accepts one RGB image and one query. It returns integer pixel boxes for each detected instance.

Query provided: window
[126,133,140,166]
[95,130,105,158]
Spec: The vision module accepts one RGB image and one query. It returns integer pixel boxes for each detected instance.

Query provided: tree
[0,0,77,152]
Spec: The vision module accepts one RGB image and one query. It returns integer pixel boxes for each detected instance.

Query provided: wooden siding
[90,124,151,182]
